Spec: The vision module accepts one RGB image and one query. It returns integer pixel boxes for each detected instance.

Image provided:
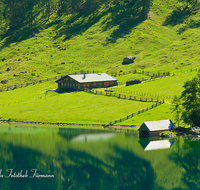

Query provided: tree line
[172,70,200,127]
[0,0,152,36]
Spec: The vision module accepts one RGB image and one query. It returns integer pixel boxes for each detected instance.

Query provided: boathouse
[139,119,176,138]
[55,73,118,91]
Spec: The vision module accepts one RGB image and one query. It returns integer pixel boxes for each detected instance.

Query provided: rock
[6,68,10,71]
[160,132,176,138]
[1,80,8,84]
[191,127,198,134]
[18,58,21,61]
[61,62,65,64]
[19,71,27,74]
[123,56,136,64]
[105,4,112,9]
[13,74,19,77]
[31,73,35,76]
[19,29,23,33]
[2,58,6,61]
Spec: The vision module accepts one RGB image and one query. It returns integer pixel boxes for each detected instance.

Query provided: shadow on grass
[54,89,77,94]
[177,18,200,34]
[163,4,200,34]
[52,10,110,41]
[0,7,45,49]
[100,0,152,44]
[53,0,152,43]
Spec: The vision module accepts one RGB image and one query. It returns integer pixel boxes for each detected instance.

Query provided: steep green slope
[0,0,200,88]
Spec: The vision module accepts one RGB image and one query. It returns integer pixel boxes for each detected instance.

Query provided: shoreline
[0,120,138,129]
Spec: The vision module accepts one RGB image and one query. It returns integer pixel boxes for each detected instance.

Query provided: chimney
[83,74,86,79]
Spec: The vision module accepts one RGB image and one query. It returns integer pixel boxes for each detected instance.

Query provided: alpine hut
[139,119,176,138]
[55,73,118,91]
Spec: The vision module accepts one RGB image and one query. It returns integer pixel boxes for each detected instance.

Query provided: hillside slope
[0,0,200,88]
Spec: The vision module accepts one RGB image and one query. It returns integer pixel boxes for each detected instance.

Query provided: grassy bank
[0,70,195,127]
[0,0,200,88]
[0,0,200,127]
[0,81,153,124]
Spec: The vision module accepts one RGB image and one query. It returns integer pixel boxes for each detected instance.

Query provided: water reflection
[170,138,200,189]
[139,138,176,151]
[70,133,117,143]
[0,124,200,189]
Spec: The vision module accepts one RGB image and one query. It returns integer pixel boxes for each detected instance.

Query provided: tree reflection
[0,131,161,190]
[61,146,160,190]
[0,144,61,190]
[170,138,200,189]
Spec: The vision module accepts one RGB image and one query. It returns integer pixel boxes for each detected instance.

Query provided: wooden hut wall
[57,77,118,91]
[58,77,79,90]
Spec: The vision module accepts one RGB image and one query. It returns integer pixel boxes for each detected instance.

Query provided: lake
[0,123,199,190]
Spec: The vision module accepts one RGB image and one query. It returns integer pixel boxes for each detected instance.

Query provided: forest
[0,0,152,36]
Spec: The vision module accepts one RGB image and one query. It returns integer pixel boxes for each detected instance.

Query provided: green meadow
[0,81,153,124]
[0,72,191,127]
[118,103,186,127]
[109,71,198,101]
[0,0,200,127]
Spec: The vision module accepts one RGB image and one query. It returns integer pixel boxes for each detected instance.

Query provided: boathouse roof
[140,120,176,132]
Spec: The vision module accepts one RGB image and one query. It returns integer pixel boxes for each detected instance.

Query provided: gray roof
[68,73,118,83]
[142,120,176,132]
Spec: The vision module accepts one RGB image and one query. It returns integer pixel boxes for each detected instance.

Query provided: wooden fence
[110,87,175,99]
[85,89,164,102]
[0,68,198,93]
[105,101,164,126]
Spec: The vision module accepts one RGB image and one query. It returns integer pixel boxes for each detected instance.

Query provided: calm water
[0,124,199,190]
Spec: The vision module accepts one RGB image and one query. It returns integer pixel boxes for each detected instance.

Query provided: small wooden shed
[55,73,118,91]
[139,120,176,138]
